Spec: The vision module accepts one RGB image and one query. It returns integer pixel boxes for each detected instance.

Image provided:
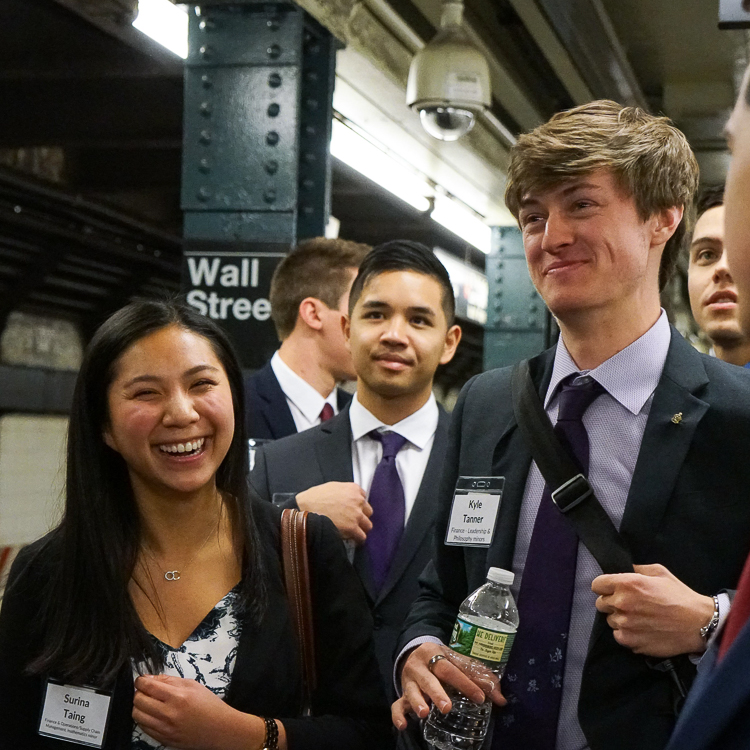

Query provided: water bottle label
[449,617,516,665]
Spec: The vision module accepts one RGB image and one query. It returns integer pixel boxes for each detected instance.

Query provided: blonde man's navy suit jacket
[398,329,750,750]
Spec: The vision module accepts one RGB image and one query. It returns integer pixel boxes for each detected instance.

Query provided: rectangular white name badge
[39,680,112,748]
[445,476,504,547]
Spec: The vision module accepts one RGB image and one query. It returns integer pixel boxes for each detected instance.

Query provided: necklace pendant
[164,570,181,581]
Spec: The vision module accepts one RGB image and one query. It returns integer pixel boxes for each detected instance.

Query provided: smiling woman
[0,299,392,750]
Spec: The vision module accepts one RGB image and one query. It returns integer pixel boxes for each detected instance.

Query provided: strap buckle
[551,473,593,513]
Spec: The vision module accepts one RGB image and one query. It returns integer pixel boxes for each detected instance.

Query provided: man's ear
[342,314,351,352]
[297,297,325,332]
[439,324,462,365]
[651,206,684,247]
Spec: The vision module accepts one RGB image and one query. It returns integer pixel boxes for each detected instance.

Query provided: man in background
[244,237,370,440]
[687,184,750,366]
[251,241,461,697]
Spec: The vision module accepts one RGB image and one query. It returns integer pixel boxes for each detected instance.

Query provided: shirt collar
[545,310,671,415]
[270,351,337,422]
[349,393,439,450]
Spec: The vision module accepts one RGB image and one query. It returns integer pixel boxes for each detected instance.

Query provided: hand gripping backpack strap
[510,360,689,712]
[280,508,317,716]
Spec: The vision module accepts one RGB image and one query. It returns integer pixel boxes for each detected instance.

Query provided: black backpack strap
[511,359,633,574]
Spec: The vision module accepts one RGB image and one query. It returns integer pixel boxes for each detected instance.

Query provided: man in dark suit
[251,241,462,696]
[393,101,750,750]
[245,237,370,441]
[663,64,750,750]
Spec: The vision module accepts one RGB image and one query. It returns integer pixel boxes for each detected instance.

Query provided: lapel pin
[671,412,683,425]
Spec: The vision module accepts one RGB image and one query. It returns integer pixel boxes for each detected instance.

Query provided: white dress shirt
[349,393,439,523]
[270,351,338,433]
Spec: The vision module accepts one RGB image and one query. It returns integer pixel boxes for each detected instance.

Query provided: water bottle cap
[487,567,514,586]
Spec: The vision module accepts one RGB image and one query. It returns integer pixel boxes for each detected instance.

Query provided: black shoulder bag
[510,359,689,715]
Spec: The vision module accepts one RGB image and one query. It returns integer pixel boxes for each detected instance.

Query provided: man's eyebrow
[121,364,219,388]
[520,182,603,207]
[360,300,436,316]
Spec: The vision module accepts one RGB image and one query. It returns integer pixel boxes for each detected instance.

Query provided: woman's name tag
[38,680,112,748]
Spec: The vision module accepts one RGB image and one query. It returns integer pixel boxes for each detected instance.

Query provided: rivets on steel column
[266,131,280,146]
[267,18,281,31]
[199,158,211,174]
[198,18,215,31]
[305,71,319,83]
[268,73,282,88]
[304,125,316,136]
[305,98,318,111]
[267,44,281,59]
[302,152,316,163]
[267,103,280,117]
[200,101,212,117]
[301,205,314,216]
[201,74,212,89]
[264,160,279,175]
[199,45,213,59]
[302,178,314,190]
[197,187,212,202]
[264,189,277,204]
[199,130,212,145]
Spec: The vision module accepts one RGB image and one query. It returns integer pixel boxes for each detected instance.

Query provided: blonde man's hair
[505,100,700,289]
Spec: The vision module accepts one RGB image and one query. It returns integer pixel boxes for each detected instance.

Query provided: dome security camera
[406,1,491,142]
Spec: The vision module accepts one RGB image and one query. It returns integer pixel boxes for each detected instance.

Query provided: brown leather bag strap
[280,508,316,716]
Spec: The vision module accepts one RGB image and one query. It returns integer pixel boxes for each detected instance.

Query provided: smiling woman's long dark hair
[24,299,267,686]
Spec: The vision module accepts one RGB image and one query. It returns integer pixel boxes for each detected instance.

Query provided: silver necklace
[142,503,223,582]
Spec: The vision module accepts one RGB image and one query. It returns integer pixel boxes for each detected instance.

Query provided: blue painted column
[483,226,555,370]
[180,1,336,368]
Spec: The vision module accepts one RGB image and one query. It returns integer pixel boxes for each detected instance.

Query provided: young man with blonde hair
[244,237,370,440]
[393,100,750,750]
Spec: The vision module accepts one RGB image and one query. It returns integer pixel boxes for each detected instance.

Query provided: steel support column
[181,1,336,368]
[483,226,553,370]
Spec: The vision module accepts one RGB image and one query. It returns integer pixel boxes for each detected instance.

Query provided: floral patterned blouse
[132,585,243,749]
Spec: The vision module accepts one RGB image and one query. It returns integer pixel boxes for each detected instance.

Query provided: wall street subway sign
[182,250,285,370]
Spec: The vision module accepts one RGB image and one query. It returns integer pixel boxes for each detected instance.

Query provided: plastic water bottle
[423,567,519,750]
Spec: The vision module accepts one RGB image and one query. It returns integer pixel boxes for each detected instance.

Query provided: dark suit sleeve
[281,514,394,750]
[397,377,478,651]
[249,446,300,510]
[0,544,55,747]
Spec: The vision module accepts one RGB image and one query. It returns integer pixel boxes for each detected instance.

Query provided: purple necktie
[319,403,334,422]
[365,430,407,591]
[494,375,605,749]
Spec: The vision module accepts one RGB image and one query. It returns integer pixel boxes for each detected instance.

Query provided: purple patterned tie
[494,375,605,749]
[365,430,407,591]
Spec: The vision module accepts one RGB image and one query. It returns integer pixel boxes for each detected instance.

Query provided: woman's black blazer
[0,501,393,750]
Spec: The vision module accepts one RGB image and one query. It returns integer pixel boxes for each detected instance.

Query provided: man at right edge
[392,100,750,750]
[664,62,750,750]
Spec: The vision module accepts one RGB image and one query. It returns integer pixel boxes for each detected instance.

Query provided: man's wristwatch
[700,595,720,642]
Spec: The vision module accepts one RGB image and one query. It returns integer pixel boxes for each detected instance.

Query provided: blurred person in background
[245,238,370,441]
[687,184,750,366]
